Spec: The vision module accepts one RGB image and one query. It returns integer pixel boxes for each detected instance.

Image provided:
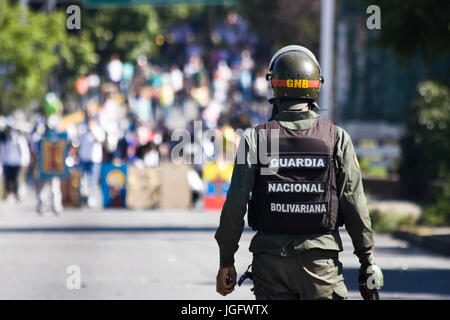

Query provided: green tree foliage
[361,0,450,65]
[82,7,160,66]
[237,0,320,54]
[0,2,212,114]
[0,0,97,115]
[81,5,206,67]
[399,81,450,223]
[369,209,416,234]
[362,0,449,223]
[0,0,62,114]
[419,182,450,226]
[59,32,98,79]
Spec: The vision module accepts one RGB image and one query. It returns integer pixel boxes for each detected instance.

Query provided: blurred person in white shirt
[213,60,232,103]
[107,54,123,83]
[238,50,254,101]
[253,69,270,100]
[0,125,30,202]
[170,65,184,93]
[78,117,105,208]
[98,93,124,153]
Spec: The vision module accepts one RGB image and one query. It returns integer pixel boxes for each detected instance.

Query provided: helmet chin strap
[268,98,280,121]
[309,101,321,111]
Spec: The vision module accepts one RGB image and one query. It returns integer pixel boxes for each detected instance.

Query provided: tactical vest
[247,119,340,234]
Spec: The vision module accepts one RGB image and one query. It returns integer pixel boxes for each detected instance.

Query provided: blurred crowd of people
[0,12,274,213]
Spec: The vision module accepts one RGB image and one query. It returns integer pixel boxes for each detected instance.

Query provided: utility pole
[19,0,28,25]
[41,0,57,12]
[319,0,335,120]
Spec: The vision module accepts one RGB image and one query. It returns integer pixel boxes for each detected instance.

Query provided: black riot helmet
[266,45,324,101]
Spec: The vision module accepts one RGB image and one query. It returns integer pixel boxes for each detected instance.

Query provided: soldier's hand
[216,266,237,296]
[358,264,384,300]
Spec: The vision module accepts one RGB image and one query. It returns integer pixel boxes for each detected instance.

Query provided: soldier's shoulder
[239,127,256,145]
[332,123,345,133]
[243,126,256,136]
[253,120,273,130]
[245,120,272,137]
[332,124,351,141]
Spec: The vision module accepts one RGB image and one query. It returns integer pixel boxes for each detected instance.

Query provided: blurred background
[0,0,449,300]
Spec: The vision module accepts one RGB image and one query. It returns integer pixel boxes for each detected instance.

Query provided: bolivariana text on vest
[270,202,327,214]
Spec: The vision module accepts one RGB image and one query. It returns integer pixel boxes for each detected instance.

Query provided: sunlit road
[0,200,449,300]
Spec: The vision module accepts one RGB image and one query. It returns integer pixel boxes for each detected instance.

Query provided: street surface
[0,200,449,300]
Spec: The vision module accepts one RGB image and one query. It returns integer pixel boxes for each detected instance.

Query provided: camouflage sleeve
[334,126,375,267]
[214,129,257,268]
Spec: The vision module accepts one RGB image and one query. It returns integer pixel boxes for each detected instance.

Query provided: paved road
[0,201,449,300]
